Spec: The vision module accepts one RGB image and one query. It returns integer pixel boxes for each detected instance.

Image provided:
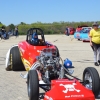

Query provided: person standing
[89,22,100,66]
[1,26,6,39]
[15,26,18,37]
[1,26,5,34]
[65,26,70,36]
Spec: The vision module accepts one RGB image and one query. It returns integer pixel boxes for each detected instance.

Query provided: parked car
[81,27,92,42]
[74,27,92,41]
[69,27,76,35]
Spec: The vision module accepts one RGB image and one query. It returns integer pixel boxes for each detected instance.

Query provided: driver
[31,32,45,46]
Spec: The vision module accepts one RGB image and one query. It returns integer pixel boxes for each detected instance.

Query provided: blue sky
[1,0,100,25]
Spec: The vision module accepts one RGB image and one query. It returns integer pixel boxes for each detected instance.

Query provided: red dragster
[5,28,59,71]
[5,28,100,100]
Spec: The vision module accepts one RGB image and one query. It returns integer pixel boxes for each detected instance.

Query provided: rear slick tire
[10,46,25,71]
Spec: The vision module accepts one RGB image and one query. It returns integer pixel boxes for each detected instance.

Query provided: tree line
[0,21,100,35]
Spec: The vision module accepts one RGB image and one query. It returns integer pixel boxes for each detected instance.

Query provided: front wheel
[83,67,100,97]
[27,70,39,100]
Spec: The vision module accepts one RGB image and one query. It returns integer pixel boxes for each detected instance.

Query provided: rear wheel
[83,67,100,97]
[54,45,60,57]
[27,70,39,100]
[10,46,25,71]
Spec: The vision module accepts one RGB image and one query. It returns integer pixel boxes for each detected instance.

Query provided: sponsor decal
[65,95,84,98]
[60,83,80,93]
[65,95,70,98]
[56,80,75,83]
[70,95,84,97]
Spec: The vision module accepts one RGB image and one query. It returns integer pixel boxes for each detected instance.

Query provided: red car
[5,28,100,100]
[5,28,59,71]
[69,27,76,35]
[76,25,89,32]
[65,27,75,35]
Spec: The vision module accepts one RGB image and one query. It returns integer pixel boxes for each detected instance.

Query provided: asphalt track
[0,35,100,100]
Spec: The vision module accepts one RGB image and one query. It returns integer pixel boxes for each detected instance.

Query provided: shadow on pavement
[72,60,94,63]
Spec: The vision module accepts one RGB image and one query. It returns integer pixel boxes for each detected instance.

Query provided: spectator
[1,26,5,34]
[15,26,18,37]
[89,22,100,66]
[1,26,6,39]
[65,26,70,36]
[0,29,1,38]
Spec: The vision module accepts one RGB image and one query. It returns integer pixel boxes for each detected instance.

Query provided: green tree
[8,24,15,29]
[20,22,26,25]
